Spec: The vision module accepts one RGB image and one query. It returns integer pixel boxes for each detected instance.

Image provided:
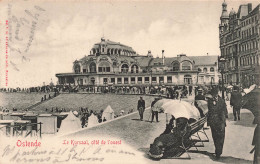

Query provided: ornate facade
[219,2,260,87]
[56,38,220,87]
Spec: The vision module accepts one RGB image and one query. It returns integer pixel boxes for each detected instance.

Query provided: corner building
[219,1,260,87]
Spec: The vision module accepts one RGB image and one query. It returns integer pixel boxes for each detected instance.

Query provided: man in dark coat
[207,87,228,159]
[230,86,242,121]
[137,97,145,121]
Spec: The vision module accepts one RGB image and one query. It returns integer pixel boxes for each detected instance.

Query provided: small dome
[147,50,153,57]
[229,8,236,16]
[222,1,227,6]
[221,11,229,18]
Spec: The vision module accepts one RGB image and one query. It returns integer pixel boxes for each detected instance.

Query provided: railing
[0,122,42,138]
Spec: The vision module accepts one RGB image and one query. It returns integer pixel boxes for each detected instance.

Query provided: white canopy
[102,105,115,121]
[88,113,99,127]
[58,111,81,135]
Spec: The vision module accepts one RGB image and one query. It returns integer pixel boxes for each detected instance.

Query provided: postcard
[0,0,259,163]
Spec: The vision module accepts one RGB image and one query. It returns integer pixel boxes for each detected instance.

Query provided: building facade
[219,2,260,87]
[56,38,220,87]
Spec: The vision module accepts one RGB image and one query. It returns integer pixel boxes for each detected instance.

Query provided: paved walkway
[65,96,255,164]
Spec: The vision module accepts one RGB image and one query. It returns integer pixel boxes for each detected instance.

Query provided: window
[131,65,139,73]
[131,77,135,84]
[172,62,179,71]
[138,77,142,83]
[198,68,202,72]
[203,67,207,73]
[103,78,108,84]
[89,62,96,73]
[210,67,214,72]
[124,77,129,84]
[184,75,192,84]
[145,77,150,83]
[74,64,80,73]
[159,77,164,83]
[111,78,115,84]
[98,62,110,73]
[121,64,129,73]
[83,69,86,73]
[117,78,122,84]
[167,76,172,83]
[152,77,157,83]
[211,77,215,84]
[182,61,191,71]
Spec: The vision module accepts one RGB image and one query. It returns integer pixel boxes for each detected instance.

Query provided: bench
[163,115,209,159]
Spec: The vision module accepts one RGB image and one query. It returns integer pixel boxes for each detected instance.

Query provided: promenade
[65,95,255,164]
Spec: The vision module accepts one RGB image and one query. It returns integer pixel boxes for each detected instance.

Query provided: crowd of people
[40,92,59,102]
[78,107,134,128]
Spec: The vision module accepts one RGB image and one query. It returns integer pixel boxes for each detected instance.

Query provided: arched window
[89,62,96,73]
[198,68,202,72]
[182,61,191,70]
[90,77,95,85]
[203,67,207,73]
[98,62,110,72]
[172,62,179,71]
[210,67,214,72]
[74,64,80,73]
[121,64,129,73]
[82,64,87,73]
[184,75,192,84]
[131,64,139,73]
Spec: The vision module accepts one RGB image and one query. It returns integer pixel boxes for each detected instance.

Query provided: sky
[0,0,259,88]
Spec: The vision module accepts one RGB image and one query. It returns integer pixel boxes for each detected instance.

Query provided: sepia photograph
[0,0,259,163]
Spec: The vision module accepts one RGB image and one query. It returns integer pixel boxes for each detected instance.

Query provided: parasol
[153,99,172,109]
[161,100,200,119]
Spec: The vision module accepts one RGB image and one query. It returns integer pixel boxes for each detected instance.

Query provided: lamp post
[219,57,226,99]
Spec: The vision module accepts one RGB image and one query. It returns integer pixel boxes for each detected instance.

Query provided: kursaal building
[56,38,220,87]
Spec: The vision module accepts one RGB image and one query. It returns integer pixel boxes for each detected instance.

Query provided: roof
[111,55,136,64]
[135,56,153,67]
[92,39,135,52]
[237,3,252,19]
[164,57,178,65]
[189,56,218,66]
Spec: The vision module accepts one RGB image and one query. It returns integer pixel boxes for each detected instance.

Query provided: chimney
[248,3,252,13]
[162,50,165,65]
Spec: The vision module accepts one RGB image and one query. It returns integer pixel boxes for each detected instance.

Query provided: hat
[233,86,239,91]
